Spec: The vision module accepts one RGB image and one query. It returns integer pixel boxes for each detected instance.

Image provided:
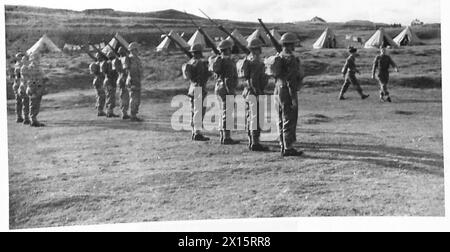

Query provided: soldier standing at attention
[115,47,130,119]
[19,55,31,125]
[89,53,107,117]
[101,51,120,118]
[211,39,239,145]
[242,39,268,151]
[123,42,144,122]
[11,52,25,123]
[372,47,399,102]
[272,33,303,157]
[339,46,370,100]
[25,54,46,127]
[184,44,211,141]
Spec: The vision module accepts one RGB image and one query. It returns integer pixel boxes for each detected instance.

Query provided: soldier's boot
[250,132,268,152]
[106,110,120,118]
[193,134,210,142]
[30,120,45,127]
[122,114,131,120]
[338,92,346,100]
[380,94,385,102]
[223,130,239,145]
[23,118,31,125]
[386,96,392,103]
[97,111,107,117]
[283,148,304,157]
[16,117,24,123]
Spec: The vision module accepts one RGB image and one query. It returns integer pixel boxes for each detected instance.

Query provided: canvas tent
[246,28,271,46]
[364,28,398,49]
[393,26,423,46]
[225,29,248,53]
[310,16,327,24]
[26,34,61,55]
[102,33,129,54]
[313,28,337,49]
[187,29,215,48]
[156,30,190,52]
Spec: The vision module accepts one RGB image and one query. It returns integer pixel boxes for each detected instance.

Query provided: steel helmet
[189,44,204,53]
[118,46,127,54]
[247,38,263,49]
[218,39,233,51]
[348,46,357,53]
[128,42,139,51]
[280,32,298,44]
[107,51,115,59]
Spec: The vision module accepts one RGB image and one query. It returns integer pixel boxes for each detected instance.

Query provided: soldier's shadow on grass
[263,141,443,177]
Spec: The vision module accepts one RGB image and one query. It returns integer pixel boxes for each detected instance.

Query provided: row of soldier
[8,29,398,157]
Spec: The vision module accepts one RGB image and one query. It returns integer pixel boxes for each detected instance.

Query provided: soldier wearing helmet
[372,47,399,102]
[271,32,304,156]
[210,39,239,145]
[115,46,130,119]
[24,53,45,127]
[19,55,31,125]
[11,52,26,123]
[241,38,269,151]
[183,43,212,141]
[339,46,369,100]
[89,52,107,117]
[101,50,120,118]
[123,42,143,122]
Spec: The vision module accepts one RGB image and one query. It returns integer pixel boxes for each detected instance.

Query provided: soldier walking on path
[123,42,144,122]
[101,51,120,118]
[183,44,211,141]
[270,33,304,157]
[372,47,399,102]
[210,39,239,145]
[339,46,370,100]
[89,53,107,117]
[115,47,131,119]
[241,39,269,151]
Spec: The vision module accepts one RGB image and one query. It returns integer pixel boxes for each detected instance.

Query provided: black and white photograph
[1,0,447,232]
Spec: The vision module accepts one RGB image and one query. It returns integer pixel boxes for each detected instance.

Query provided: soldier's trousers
[118,77,129,116]
[29,95,42,123]
[377,74,390,96]
[215,91,233,134]
[93,77,106,113]
[274,85,298,150]
[105,84,117,114]
[340,73,363,96]
[17,86,30,121]
[246,95,261,145]
[190,88,207,135]
[129,88,141,117]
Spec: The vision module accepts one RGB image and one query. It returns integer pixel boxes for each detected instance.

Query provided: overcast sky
[4,0,441,24]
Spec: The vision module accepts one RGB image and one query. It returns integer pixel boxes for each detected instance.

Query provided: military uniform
[12,59,27,122]
[211,54,238,143]
[19,60,31,124]
[101,54,119,117]
[372,54,397,101]
[24,58,45,127]
[184,54,211,140]
[272,51,302,153]
[339,54,366,98]
[242,53,268,150]
[89,60,106,116]
[123,43,143,121]
[115,52,130,119]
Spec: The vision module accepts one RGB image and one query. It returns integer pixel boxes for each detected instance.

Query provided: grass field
[5,5,444,229]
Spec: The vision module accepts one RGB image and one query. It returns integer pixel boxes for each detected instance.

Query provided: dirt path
[8,85,444,229]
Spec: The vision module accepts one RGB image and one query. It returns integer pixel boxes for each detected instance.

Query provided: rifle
[258,19,282,53]
[107,43,121,58]
[199,9,250,55]
[152,24,193,58]
[113,34,130,54]
[184,11,220,55]
[91,43,108,60]
[82,44,97,61]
